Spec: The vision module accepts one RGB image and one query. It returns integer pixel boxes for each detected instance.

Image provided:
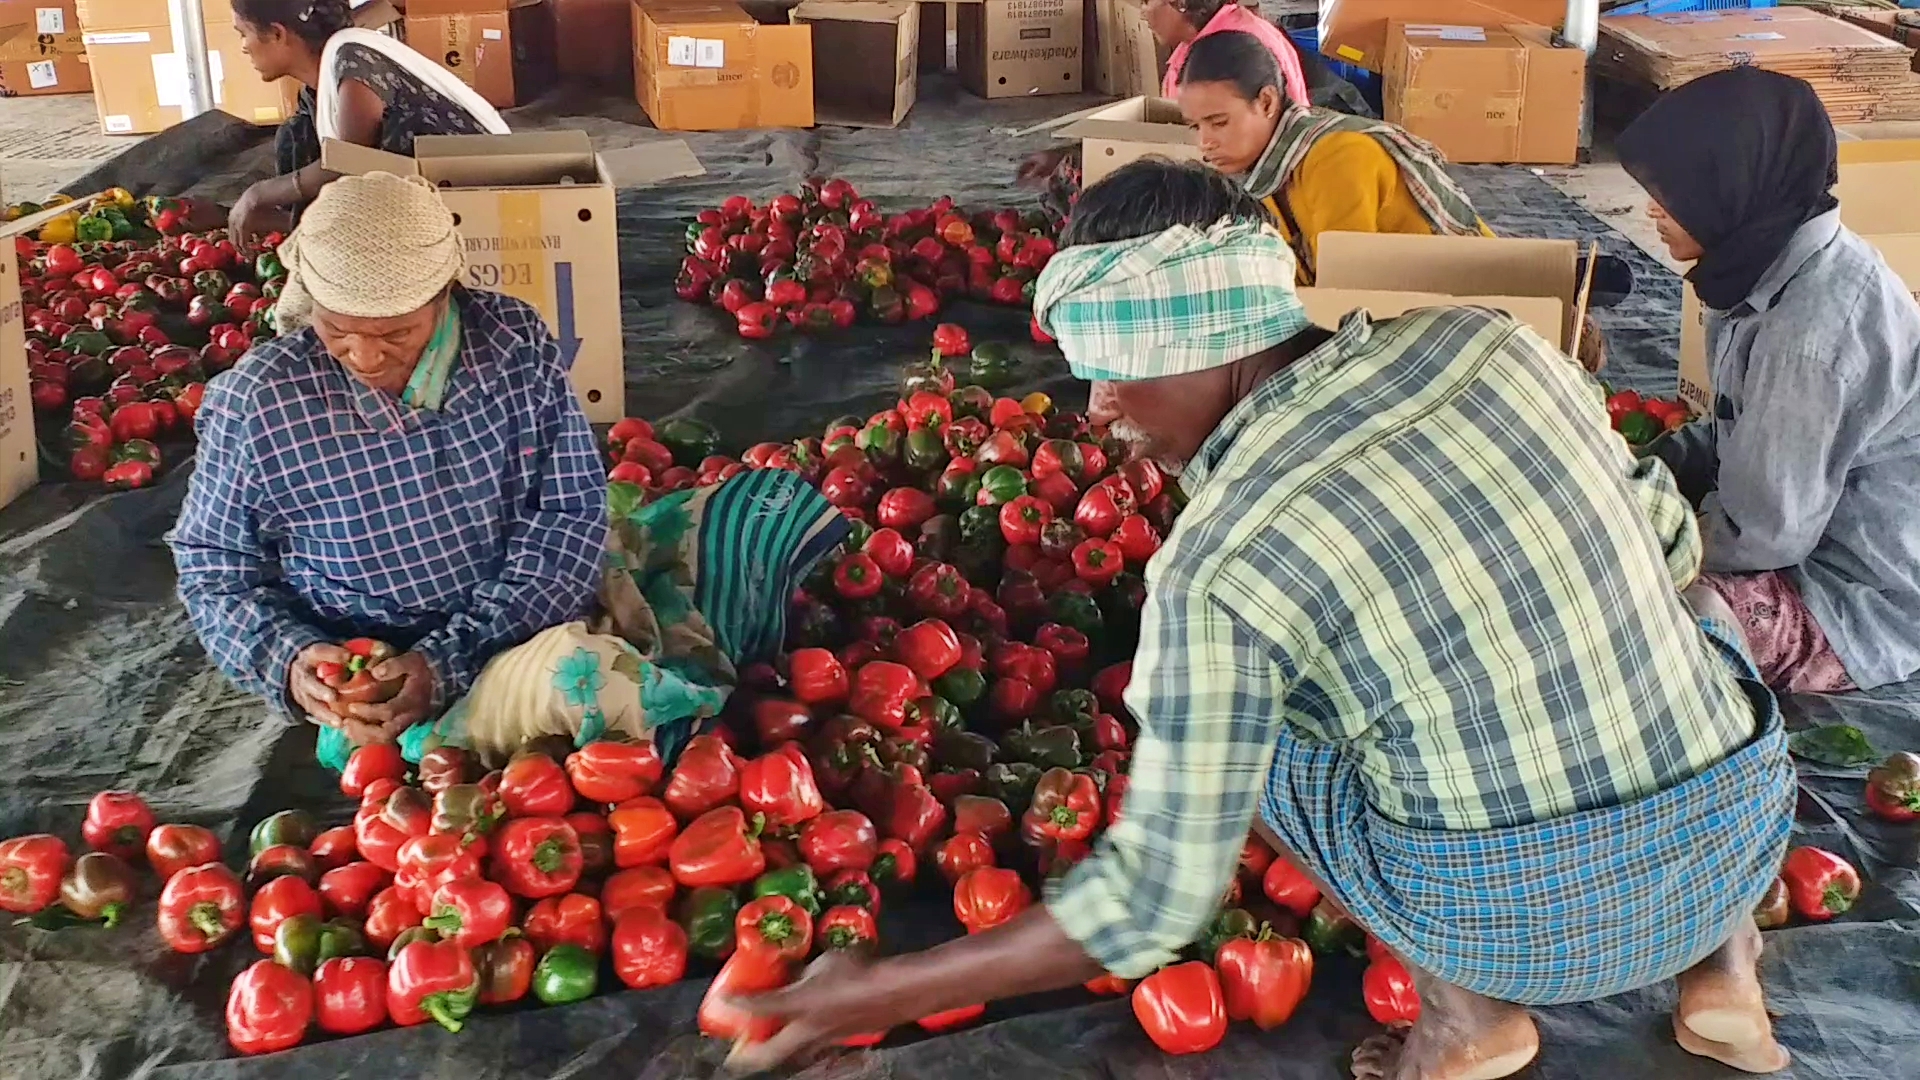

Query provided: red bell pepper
[669,806,767,888]
[1070,537,1125,587]
[1085,973,1135,996]
[157,862,246,953]
[1217,930,1314,1030]
[952,867,1031,933]
[81,791,155,862]
[936,833,996,885]
[870,837,917,890]
[916,1004,987,1032]
[865,527,915,577]
[1021,768,1101,844]
[1363,954,1422,1025]
[0,834,68,914]
[1092,661,1132,715]
[146,824,220,880]
[848,661,925,732]
[992,642,1058,697]
[789,647,851,707]
[226,959,314,1055]
[359,777,402,809]
[834,551,886,599]
[878,487,938,531]
[608,796,679,868]
[612,907,689,989]
[1262,857,1322,919]
[568,811,614,877]
[1133,962,1228,1055]
[1239,836,1274,881]
[602,865,678,921]
[319,861,393,919]
[490,817,584,899]
[1866,751,1920,822]
[524,892,606,955]
[999,495,1053,547]
[699,948,792,1044]
[908,562,971,619]
[396,833,486,916]
[798,809,879,876]
[313,955,388,1036]
[1033,623,1091,670]
[499,751,577,818]
[473,936,537,1005]
[1119,458,1165,505]
[1111,514,1162,567]
[740,743,828,830]
[818,904,878,951]
[355,786,432,872]
[340,743,407,799]
[932,322,972,358]
[662,734,743,821]
[422,876,513,947]
[884,779,950,853]
[1074,486,1124,538]
[250,875,323,953]
[362,885,424,950]
[736,894,815,960]
[952,795,1014,841]
[387,939,480,1033]
[895,619,963,681]
[1782,846,1861,921]
[565,740,664,806]
[309,827,359,871]
[989,678,1041,724]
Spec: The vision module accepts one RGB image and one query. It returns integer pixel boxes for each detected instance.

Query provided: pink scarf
[1163,3,1310,108]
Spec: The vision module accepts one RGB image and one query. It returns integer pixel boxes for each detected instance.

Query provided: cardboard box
[1086,0,1163,98]
[1298,286,1565,345]
[956,0,1081,99]
[0,200,94,510]
[554,0,635,83]
[0,1,89,97]
[791,0,916,127]
[632,0,814,132]
[1382,22,1582,165]
[1318,0,1566,73]
[1677,138,1920,413]
[1051,95,1199,186]
[1313,230,1591,353]
[405,0,557,109]
[322,131,706,422]
[919,0,947,72]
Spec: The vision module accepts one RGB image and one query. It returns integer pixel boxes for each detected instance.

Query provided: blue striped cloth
[1260,618,1796,1005]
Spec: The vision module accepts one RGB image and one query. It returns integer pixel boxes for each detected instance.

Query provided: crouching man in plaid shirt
[721,160,1797,1080]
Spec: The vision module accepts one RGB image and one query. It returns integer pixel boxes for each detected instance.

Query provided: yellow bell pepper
[1020,392,1054,417]
[37,213,77,245]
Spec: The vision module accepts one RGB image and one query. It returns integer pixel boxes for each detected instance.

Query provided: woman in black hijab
[1618,68,1920,699]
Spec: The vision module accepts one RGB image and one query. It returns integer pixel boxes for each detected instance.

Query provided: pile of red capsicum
[675,177,1061,340]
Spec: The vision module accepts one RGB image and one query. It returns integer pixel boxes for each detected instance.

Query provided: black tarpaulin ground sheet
[2,80,1918,1080]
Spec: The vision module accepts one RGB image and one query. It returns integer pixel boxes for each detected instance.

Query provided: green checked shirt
[1046,306,1760,979]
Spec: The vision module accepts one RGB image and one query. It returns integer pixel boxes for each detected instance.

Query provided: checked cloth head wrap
[1032,219,1313,382]
[274,171,464,334]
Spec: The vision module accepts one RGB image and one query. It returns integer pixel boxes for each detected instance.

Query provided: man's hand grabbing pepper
[342,651,437,737]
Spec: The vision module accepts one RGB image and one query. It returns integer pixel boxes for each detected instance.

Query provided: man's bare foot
[1351,971,1538,1080]
[1674,920,1790,1074]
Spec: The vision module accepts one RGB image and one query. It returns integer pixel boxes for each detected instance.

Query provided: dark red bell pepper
[1782,846,1861,921]
[313,955,388,1036]
[612,907,689,989]
[884,779,950,853]
[952,866,1031,933]
[1074,486,1124,538]
[422,876,513,947]
[1133,962,1228,1055]
[226,959,314,1055]
[524,892,606,955]
[250,875,323,953]
[826,868,883,916]
[473,936,537,1005]
[909,562,971,619]
[1119,458,1165,505]
[993,642,1058,697]
[490,817,584,899]
[146,824,221,880]
[1021,767,1100,844]
[387,939,479,1033]
[319,861,393,920]
[662,734,743,821]
[1362,954,1421,1025]
[834,552,885,599]
[499,751,577,818]
[999,495,1052,547]
[608,796,679,868]
[740,743,828,830]
[81,791,155,862]
[1112,514,1162,567]
[1034,622,1091,669]
[0,834,68,914]
[565,741,663,806]
[669,806,767,888]
[362,885,423,951]
[798,809,879,876]
[735,894,815,960]
[866,527,916,577]
[158,862,246,953]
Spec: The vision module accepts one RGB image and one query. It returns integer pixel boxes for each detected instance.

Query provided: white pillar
[167,0,217,121]
[1565,0,1601,157]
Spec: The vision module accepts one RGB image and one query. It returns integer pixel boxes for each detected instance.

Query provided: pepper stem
[0,867,24,899]
[1823,883,1854,916]
[101,902,126,930]
[531,838,569,875]
[423,909,463,936]
[761,914,794,943]
[425,994,465,1034]
[188,901,228,942]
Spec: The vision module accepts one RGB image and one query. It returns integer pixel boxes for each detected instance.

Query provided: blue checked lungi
[1260,618,1796,1005]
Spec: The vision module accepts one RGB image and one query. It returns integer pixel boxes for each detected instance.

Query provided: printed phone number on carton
[990,46,1079,63]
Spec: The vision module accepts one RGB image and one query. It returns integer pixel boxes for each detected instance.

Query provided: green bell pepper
[656,417,719,468]
[75,214,113,243]
[256,251,285,282]
[59,328,112,358]
[276,914,367,975]
[903,428,949,473]
[843,518,874,553]
[1003,722,1082,770]
[984,762,1042,816]
[969,342,1014,389]
[1196,907,1259,963]
[250,809,319,858]
[935,468,979,512]
[935,730,999,774]
[857,422,901,467]
[1304,898,1367,957]
[950,384,993,419]
[975,466,1029,507]
[386,925,439,962]
[1049,689,1100,727]
[958,505,1002,546]
[677,886,740,961]
[932,667,987,708]
[905,694,963,733]
[750,865,823,917]
[916,515,959,564]
[1048,591,1106,641]
[531,943,599,1005]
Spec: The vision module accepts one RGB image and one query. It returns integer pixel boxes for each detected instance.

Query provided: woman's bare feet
[1351,968,1539,1080]
[1674,920,1790,1073]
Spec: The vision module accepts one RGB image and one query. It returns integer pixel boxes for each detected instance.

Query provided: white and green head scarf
[1031,219,1312,382]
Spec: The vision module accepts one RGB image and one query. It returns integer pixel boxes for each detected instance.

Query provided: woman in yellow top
[1176,30,1492,285]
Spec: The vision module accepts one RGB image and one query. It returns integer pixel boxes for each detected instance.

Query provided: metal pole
[167,0,217,121]
[1564,0,1601,159]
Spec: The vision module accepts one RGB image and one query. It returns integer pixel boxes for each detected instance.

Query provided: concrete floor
[0,90,1676,270]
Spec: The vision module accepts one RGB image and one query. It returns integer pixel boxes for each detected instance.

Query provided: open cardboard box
[1049,96,1199,187]
[322,131,706,423]
[1308,230,1591,354]
[955,0,1083,99]
[1318,0,1567,73]
[1677,137,1920,414]
[791,0,919,128]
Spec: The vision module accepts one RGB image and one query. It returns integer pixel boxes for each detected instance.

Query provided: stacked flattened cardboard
[1597,8,1920,122]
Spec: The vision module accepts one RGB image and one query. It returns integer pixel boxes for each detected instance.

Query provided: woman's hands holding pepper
[342,652,437,737]
[288,643,387,745]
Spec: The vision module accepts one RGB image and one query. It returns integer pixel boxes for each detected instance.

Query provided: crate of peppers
[0,328,1898,1060]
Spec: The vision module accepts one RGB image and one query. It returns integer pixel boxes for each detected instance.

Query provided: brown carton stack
[404,0,558,109]
[0,1,89,97]
[1597,8,1920,122]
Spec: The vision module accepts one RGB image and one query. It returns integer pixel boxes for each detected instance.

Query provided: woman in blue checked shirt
[721,162,1795,1080]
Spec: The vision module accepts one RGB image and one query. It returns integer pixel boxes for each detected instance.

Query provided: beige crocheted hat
[273,171,463,333]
